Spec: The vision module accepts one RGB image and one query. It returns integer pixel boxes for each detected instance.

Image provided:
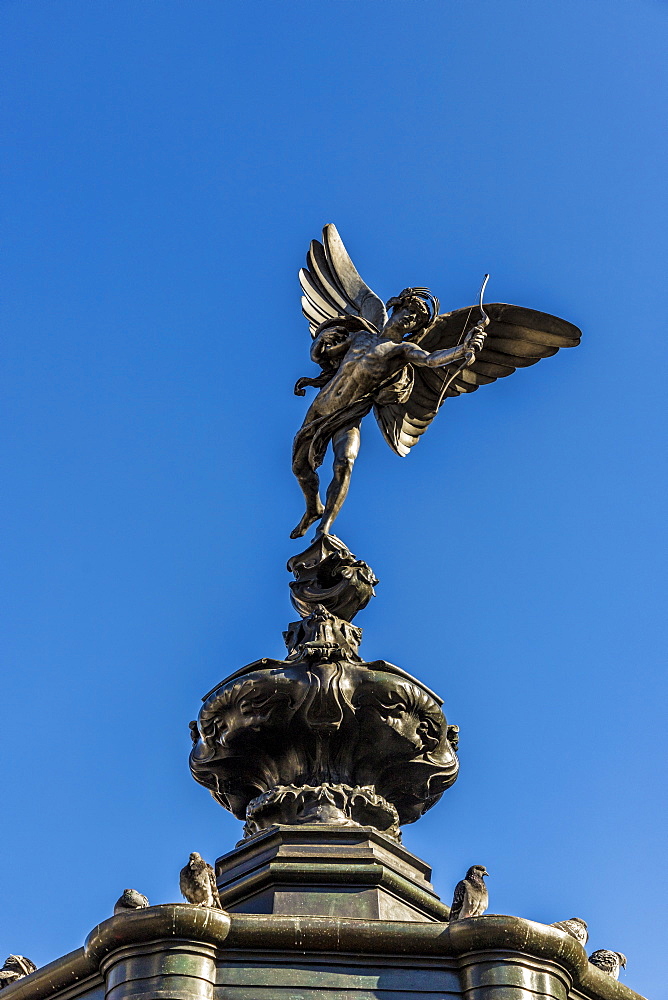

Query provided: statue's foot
[290,506,324,540]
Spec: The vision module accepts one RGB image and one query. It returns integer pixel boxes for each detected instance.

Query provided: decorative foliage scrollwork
[190,651,458,837]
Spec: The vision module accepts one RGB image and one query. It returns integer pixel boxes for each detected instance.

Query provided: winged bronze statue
[291,224,581,539]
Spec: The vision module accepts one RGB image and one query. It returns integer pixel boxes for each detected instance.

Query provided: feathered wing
[374,303,581,456]
[451,880,487,919]
[300,224,387,336]
[449,879,466,920]
[589,952,619,977]
[551,919,588,945]
[207,864,223,909]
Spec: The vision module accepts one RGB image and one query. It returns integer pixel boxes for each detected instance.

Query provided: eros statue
[291,224,580,539]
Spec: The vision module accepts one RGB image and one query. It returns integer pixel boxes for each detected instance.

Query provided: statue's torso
[313,334,404,413]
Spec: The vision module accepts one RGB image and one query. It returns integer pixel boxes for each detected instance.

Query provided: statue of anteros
[291,224,580,540]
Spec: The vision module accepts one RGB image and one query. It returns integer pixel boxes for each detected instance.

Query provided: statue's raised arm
[291,224,581,540]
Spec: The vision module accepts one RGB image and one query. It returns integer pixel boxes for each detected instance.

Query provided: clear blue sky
[1,2,666,997]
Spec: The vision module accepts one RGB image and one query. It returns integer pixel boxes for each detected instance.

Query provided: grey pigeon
[551,917,588,946]
[0,956,37,990]
[589,950,627,979]
[114,889,150,915]
[449,865,489,921]
[179,852,223,909]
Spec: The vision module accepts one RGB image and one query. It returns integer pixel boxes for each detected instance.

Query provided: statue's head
[311,315,375,367]
[386,287,440,337]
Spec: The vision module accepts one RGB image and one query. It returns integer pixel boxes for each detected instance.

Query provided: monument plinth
[214,825,447,920]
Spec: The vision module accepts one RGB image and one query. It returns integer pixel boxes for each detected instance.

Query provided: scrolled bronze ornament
[283,605,363,662]
[287,533,378,622]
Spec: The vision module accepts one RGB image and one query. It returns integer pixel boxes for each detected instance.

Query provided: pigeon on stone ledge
[114,889,150,914]
[0,956,37,990]
[550,917,588,946]
[589,950,627,979]
[449,865,489,921]
[179,852,223,909]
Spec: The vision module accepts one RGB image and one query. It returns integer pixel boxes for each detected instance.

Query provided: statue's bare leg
[290,455,325,540]
[319,424,361,536]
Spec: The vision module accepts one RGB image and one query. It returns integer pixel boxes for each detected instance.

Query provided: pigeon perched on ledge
[589,950,627,979]
[179,852,223,909]
[449,865,489,921]
[114,889,150,914]
[550,917,588,946]
[0,956,37,990]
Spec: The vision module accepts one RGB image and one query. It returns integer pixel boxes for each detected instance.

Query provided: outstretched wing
[374,303,581,456]
[300,224,388,336]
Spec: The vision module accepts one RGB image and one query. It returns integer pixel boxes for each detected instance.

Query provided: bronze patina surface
[291,224,580,539]
[189,640,459,838]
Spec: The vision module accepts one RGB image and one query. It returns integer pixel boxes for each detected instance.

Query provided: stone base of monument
[215,825,449,921]
[7,906,644,1000]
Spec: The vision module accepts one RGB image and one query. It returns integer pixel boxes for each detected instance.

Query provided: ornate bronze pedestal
[189,538,458,855]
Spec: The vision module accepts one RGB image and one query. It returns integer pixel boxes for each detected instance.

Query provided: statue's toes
[290,519,309,539]
[291,509,321,539]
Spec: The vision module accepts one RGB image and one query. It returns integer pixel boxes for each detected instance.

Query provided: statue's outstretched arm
[400,328,486,370]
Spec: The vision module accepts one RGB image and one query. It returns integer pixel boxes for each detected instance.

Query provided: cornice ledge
[224,913,646,1000]
[579,963,648,1000]
[0,909,646,1000]
[0,951,94,1000]
[449,915,588,975]
[84,905,232,965]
